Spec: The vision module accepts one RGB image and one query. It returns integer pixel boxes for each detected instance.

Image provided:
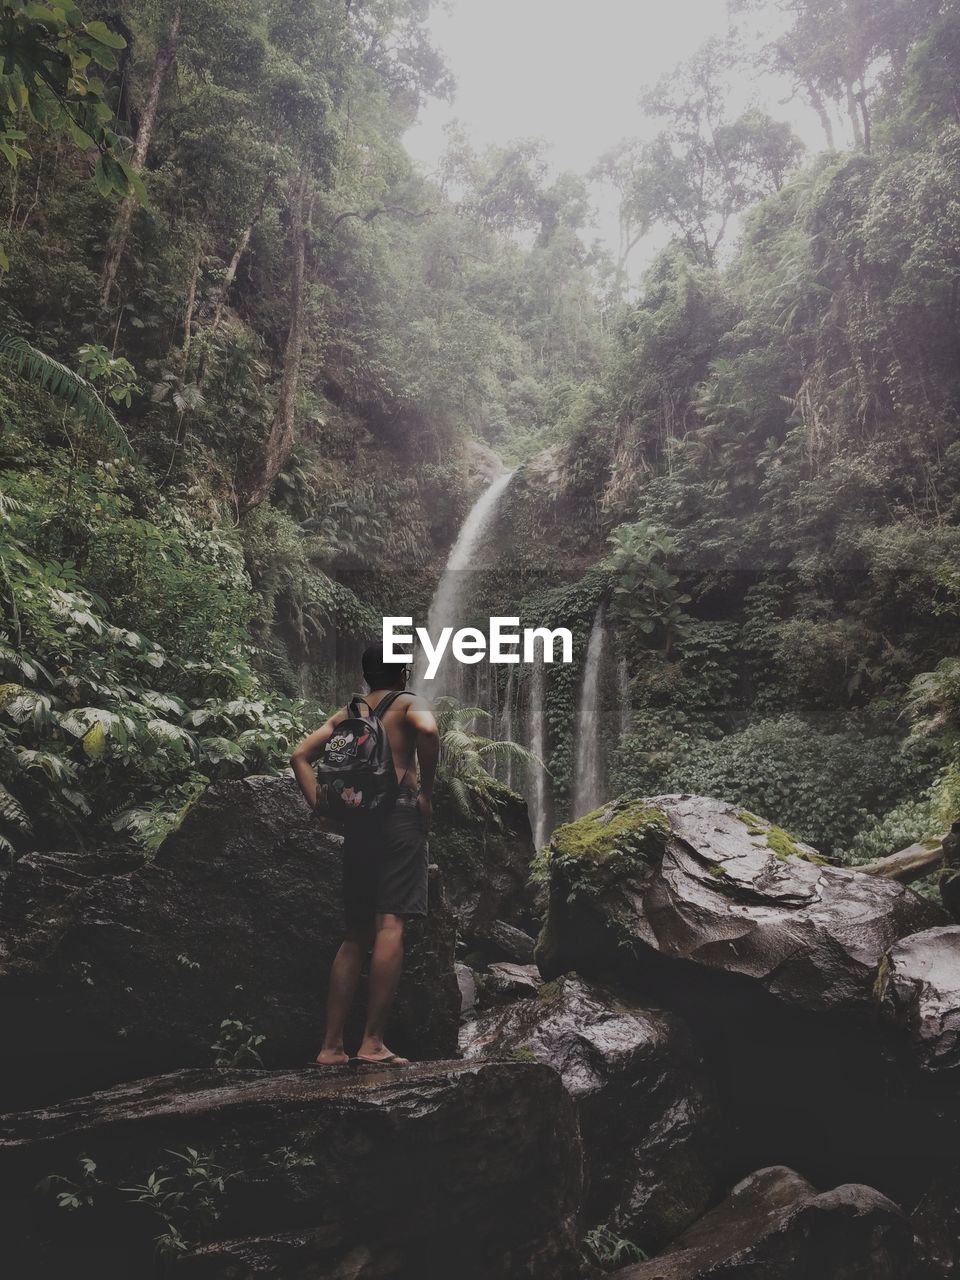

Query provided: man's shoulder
[401,691,436,720]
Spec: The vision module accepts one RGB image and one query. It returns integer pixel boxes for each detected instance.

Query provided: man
[290,644,440,1067]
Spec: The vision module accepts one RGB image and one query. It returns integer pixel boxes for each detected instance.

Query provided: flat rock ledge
[0,1060,583,1280]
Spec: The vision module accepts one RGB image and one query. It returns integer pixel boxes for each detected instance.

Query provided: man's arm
[407,696,440,829]
[290,709,345,812]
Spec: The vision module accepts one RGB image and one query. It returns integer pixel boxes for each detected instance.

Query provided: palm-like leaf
[432,696,543,825]
[0,335,133,456]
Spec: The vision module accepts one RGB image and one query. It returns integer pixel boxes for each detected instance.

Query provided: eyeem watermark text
[383,617,573,681]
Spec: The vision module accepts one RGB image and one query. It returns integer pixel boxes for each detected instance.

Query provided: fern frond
[0,336,133,457]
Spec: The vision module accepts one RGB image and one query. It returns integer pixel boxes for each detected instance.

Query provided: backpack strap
[348,694,372,718]
[370,690,412,720]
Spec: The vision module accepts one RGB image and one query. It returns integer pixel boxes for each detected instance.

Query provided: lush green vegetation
[1,0,958,864]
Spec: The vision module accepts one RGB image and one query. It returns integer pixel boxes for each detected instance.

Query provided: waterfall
[414,468,514,701]
[617,654,632,738]
[499,666,515,789]
[572,604,606,818]
[527,658,549,847]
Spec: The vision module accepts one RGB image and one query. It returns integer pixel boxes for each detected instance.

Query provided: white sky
[404,0,841,280]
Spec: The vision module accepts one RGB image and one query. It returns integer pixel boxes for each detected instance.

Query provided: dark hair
[361,643,409,690]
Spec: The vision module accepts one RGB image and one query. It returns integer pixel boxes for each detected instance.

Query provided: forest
[2,0,960,1276]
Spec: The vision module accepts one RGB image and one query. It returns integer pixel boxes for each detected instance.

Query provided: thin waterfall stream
[528,656,548,847]
[572,603,606,818]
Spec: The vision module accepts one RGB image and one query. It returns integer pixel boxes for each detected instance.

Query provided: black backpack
[317,691,408,816]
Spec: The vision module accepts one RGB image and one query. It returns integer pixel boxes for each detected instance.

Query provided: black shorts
[340,787,429,930]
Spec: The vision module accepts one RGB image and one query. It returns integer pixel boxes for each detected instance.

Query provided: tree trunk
[845,80,864,148]
[857,835,946,883]
[181,247,200,373]
[100,2,183,307]
[209,182,271,340]
[238,168,309,515]
[209,225,253,339]
[806,85,836,151]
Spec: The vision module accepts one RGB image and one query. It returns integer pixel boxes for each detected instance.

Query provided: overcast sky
[403,0,836,278]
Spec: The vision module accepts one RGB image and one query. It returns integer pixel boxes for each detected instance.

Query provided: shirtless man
[290,644,440,1067]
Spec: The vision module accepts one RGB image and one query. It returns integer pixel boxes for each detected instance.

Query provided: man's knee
[375,912,405,937]
[343,926,373,950]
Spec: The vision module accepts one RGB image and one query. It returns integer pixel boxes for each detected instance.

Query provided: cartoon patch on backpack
[326,730,355,763]
[332,780,364,808]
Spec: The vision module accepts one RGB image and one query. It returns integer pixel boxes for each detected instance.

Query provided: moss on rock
[549,799,670,869]
[736,809,825,865]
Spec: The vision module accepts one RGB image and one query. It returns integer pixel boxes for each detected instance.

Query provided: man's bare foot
[353,1044,411,1067]
[314,1047,350,1066]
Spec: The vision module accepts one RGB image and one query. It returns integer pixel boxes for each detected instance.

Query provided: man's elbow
[289,745,309,768]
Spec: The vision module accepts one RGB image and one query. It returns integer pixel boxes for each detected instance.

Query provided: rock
[941,821,960,920]
[481,962,542,1005]
[456,962,478,1018]
[473,919,537,964]
[431,791,539,945]
[912,1166,960,1279]
[536,795,944,1014]
[0,777,459,1109]
[461,973,716,1252]
[0,1060,583,1280]
[534,795,949,1203]
[614,1166,918,1280]
[877,925,960,1077]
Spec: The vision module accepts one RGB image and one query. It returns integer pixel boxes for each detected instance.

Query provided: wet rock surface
[0,1060,582,1280]
[877,925,960,1077]
[534,795,950,1202]
[614,1165,918,1280]
[537,794,945,1014]
[461,973,716,1251]
[0,777,459,1108]
[432,790,539,949]
[480,961,542,1004]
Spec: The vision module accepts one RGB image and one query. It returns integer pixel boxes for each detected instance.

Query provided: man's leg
[316,927,372,1065]
[356,913,408,1062]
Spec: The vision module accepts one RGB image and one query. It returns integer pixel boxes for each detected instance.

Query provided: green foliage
[0,335,132,452]
[582,1223,647,1269]
[210,1018,266,1069]
[0,481,312,853]
[434,697,538,824]
[613,715,942,857]
[604,521,692,652]
[0,1,140,266]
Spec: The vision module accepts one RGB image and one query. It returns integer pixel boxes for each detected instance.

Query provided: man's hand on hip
[417,792,432,833]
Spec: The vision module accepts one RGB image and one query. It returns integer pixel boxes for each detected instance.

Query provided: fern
[0,336,133,456]
[434,699,542,823]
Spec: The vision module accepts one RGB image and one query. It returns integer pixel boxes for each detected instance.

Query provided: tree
[0,0,139,268]
[599,39,804,268]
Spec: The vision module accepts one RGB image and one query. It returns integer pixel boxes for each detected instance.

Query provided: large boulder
[0,777,459,1109]
[614,1166,918,1280]
[877,925,960,1078]
[536,795,943,1013]
[461,973,716,1252]
[0,1060,583,1280]
[534,795,949,1203]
